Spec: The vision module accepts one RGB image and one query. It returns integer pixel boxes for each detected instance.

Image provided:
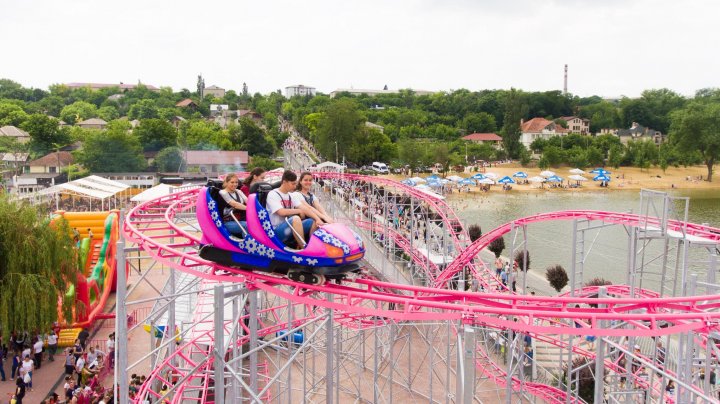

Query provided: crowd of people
[0,329,114,404]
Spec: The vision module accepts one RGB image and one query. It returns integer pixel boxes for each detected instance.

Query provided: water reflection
[453,189,720,293]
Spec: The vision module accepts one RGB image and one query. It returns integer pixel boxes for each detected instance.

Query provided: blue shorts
[275,217,314,243]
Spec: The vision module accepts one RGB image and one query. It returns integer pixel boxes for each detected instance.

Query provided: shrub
[562,357,598,403]
[546,265,569,292]
[514,249,531,271]
[488,237,505,258]
[468,224,482,242]
[584,277,612,287]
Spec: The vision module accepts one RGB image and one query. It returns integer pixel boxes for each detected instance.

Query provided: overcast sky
[1,0,718,98]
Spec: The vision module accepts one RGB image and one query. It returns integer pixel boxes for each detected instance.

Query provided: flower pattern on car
[258,210,267,220]
[245,238,258,254]
[292,256,303,263]
[306,258,318,266]
[211,211,219,221]
[208,200,216,210]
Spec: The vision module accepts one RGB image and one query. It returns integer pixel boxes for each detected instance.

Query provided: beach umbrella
[593,174,611,182]
[512,171,528,178]
[540,170,556,178]
[568,174,587,181]
[410,176,426,183]
[416,184,431,190]
[528,176,546,183]
[497,176,515,184]
[426,174,440,180]
[447,175,463,182]
[569,168,585,175]
[546,175,563,182]
[400,179,417,186]
[459,178,476,185]
[484,172,498,179]
[590,168,611,175]
[478,178,495,185]
[471,173,486,180]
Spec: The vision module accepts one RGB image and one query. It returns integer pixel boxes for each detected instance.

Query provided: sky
[1,0,718,98]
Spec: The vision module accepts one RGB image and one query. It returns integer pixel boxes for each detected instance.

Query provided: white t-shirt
[266,189,302,227]
[21,359,33,373]
[34,340,43,354]
[76,357,85,372]
[48,334,58,345]
[292,191,319,207]
[107,338,115,351]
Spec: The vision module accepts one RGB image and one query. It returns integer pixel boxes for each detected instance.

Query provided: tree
[562,357,598,403]
[154,146,185,172]
[514,249,531,271]
[75,121,146,172]
[60,101,97,125]
[247,156,282,171]
[178,120,226,150]
[128,99,159,120]
[97,105,120,122]
[21,114,70,155]
[670,101,720,181]
[468,224,482,242]
[501,89,527,159]
[228,118,274,157]
[488,237,505,258]
[546,265,569,292]
[462,112,497,133]
[0,101,29,126]
[0,195,77,336]
[134,119,178,152]
[316,99,364,163]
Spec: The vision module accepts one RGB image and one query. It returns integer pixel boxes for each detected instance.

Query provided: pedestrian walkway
[0,350,65,403]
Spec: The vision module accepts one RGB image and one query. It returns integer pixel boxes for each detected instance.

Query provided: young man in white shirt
[266,170,323,248]
[47,330,58,361]
[33,338,44,369]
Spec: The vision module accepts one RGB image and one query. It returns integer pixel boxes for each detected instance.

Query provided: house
[94,172,157,189]
[0,125,31,143]
[170,116,186,128]
[461,133,503,148]
[11,173,64,194]
[616,122,664,145]
[184,150,249,173]
[285,85,316,98]
[175,98,198,109]
[27,151,74,174]
[365,121,385,133]
[76,118,108,130]
[65,82,160,92]
[560,116,590,135]
[520,118,568,149]
[329,88,435,98]
[237,110,262,124]
[209,104,230,117]
[204,85,226,98]
[1,152,29,174]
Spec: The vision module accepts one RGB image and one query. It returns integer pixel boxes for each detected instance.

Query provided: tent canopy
[36,175,130,200]
[131,183,177,202]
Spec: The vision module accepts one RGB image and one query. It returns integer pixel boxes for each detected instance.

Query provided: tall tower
[563,64,568,95]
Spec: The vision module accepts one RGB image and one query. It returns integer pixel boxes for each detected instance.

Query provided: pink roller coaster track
[123,177,720,403]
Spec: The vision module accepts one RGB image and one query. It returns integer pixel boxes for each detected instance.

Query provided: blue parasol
[497,176,515,184]
[512,171,528,178]
[593,174,611,182]
[546,175,564,182]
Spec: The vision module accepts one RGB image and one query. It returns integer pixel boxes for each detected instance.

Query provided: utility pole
[563,64,568,95]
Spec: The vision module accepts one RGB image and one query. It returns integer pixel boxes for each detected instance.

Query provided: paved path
[0,351,66,403]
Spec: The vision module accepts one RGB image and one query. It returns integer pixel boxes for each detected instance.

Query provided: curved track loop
[124,183,720,403]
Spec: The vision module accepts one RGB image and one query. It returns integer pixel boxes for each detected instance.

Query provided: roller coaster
[117,158,720,403]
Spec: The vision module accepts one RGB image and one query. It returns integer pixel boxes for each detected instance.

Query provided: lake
[451,189,720,291]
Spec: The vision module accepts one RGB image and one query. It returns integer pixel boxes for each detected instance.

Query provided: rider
[266,170,324,248]
[219,173,247,236]
[294,171,333,225]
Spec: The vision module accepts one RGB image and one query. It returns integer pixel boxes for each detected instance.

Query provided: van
[371,162,389,174]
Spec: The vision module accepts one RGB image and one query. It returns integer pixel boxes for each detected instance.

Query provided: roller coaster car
[196,180,365,285]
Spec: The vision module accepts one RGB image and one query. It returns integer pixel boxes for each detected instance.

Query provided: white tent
[33,174,131,210]
[131,183,177,202]
[311,161,345,172]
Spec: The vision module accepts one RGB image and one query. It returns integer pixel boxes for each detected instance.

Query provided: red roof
[462,133,502,142]
[185,151,249,165]
[28,151,74,167]
[176,98,197,107]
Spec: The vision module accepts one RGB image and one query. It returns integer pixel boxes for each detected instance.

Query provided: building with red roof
[520,118,569,149]
[461,133,503,148]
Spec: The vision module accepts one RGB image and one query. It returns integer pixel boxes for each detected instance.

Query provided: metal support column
[462,326,476,404]
[326,293,334,404]
[594,287,607,404]
[214,285,225,404]
[115,240,128,404]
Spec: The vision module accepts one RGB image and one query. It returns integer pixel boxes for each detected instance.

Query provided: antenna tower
[563,64,568,95]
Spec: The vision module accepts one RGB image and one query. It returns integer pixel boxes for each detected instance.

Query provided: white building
[285,85,316,98]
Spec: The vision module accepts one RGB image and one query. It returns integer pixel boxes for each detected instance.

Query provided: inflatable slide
[54,210,120,334]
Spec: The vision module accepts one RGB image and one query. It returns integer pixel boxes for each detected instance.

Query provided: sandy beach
[386,164,718,193]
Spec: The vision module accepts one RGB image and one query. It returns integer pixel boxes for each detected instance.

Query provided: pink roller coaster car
[197,181,365,284]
